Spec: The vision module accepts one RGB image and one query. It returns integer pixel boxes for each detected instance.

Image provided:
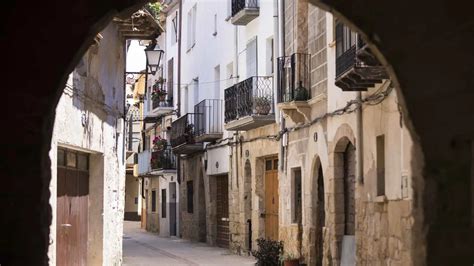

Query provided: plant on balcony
[151,79,167,101]
[254,96,272,115]
[251,238,284,266]
[150,152,161,170]
[183,123,195,143]
[294,81,309,101]
[152,136,167,151]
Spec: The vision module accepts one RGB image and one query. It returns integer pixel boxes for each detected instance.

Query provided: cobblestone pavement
[123,221,256,266]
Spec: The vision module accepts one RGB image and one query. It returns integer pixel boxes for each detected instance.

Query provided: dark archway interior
[1,0,473,264]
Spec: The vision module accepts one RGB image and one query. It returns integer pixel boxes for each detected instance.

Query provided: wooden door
[265,158,279,240]
[57,149,89,266]
[216,175,229,248]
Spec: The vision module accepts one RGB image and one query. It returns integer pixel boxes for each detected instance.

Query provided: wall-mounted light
[144,44,164,75]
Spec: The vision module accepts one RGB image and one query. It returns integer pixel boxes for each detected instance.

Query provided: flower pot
[283,259,299,266]
[255,104,271,115]
[159,95,166,101]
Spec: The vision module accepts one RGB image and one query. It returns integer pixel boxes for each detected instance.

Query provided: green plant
[146,2,164,20]
[251,238,284,266]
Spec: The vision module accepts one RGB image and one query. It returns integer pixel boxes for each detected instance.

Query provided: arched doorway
[244,160,252,252]
[333,137,356,262]
[310,157,325,266]
[312,158,325,266]
[198,172,207,242]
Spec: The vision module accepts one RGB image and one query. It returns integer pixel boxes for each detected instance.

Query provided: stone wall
[227,123,280,254]
[144,177,160,233]
[179,154,207,242]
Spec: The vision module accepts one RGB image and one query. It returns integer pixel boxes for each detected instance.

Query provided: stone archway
[3,0,474,264]
[243,159,252,253]
[333,136,356,264]
[198,172,207,242]
[311,157,325,266]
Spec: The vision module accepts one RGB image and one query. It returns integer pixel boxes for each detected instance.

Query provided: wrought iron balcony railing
[335,22,388,91]
[224,76,273,123]
[277,53,311,102]
[170,113,197,148]
[150,146,176,170]
[194,99,223,138]
[231,0,259,17]
[152,96,173,110]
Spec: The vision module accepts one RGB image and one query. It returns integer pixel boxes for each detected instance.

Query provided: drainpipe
[357,91,364,184]
[177,0,183,184]
[278,0,286,172]
[273,0,280,121]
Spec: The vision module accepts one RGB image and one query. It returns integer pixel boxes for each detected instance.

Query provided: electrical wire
[204,81,394,151]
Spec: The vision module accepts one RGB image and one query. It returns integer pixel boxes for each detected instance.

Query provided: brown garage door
[57,148,89,266]
[216,175,229,248]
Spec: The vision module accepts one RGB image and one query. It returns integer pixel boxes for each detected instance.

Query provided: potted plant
[251,238,283,266]
[184,123,195,143]
[280,252,300,266]
[254,96,272,115]
[152,136,167,151]
[294,81,309,101]
[152,79,167,102]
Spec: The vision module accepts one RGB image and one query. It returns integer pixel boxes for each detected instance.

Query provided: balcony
[170,113,203,154]
[150,146,176,173]
[150,96,174,116]
[224,76,275,131]
[277,53,312,123]
[335,27,388,91]
[231,0,259,26]
[194,99,223,142]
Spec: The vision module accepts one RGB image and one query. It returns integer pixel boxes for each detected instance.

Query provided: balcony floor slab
[231,8,259,25]
[225,114,275,131]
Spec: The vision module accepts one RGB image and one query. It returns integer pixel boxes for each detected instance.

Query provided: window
[134,197,138,205]
[187,5,197,50]
[335,22,357,57]
[292,169,302,224]
[214,65,220,100]
[246,37,258,78]
[213,14,217,36]
[376,135,386,196]
[162,189,167,218]
[187,181,194,213]
[266,37,274,75]
[171,13,178,44]
[167,58,174,100]
[151,190,157,212]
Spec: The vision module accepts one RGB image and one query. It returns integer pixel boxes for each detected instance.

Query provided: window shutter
[246,37,258,78]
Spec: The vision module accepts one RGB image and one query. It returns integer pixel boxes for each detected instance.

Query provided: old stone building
[47,9,161,266]
[48,22,127,265]
[276,1,416,265]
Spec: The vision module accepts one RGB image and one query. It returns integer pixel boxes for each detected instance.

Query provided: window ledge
[374,195,387,203]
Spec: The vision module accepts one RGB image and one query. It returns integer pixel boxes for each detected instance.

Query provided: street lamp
[145,45,164,75]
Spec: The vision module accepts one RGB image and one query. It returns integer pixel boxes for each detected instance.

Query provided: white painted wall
[48,22,126,266]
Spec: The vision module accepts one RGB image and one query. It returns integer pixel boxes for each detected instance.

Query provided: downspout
[356,35,364,184]
[357,91,364,184]
[177,0,183,184]
[233,23,239,189]
[278,0,286,172]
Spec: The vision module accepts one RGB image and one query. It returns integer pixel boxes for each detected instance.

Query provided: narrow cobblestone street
[123,222,256,266]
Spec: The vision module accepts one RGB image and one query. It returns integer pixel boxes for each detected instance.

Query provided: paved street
[123,221,256,266]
